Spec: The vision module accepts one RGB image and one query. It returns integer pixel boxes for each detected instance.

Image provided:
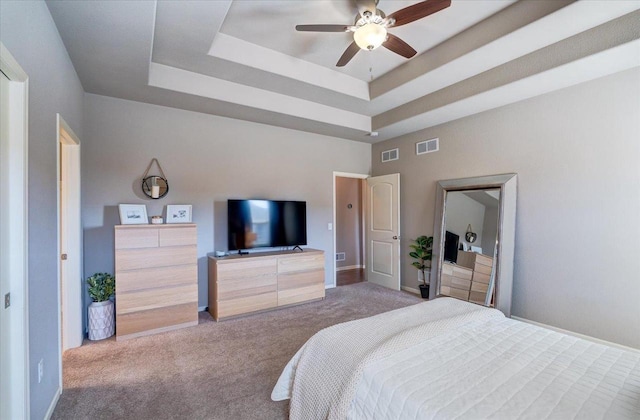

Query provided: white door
[0,44,29,420]
[58,116,83,351]
[366,173,401,290]
[0,64,12,420]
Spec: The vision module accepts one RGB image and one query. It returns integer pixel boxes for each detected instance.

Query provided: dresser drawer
[116,245,197,271]
[440,286,470,301]
[474,263,492,275]
[216,292,277,318]
[117,283,198,315]
[159,226,197,247]
[216,258,277,281]
[469,290,488,305]
[441,274,471,291]
[475,254,493,267]
[278,283,324,306]
[116,264,197,293]
[471,281,489,293]
[442,263,454,276]
[215,274,277,301]
[452,265,473,280]
[278,253,324,273]
[472,271,491,284]
[116,302,198,338]
[115,228,158,249]
[278,269,323,291]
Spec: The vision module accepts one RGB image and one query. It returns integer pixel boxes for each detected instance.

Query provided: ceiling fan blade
[382,34,417,59]
[295,24,350,32]
[387,0,451,27]
[336,41,360,67]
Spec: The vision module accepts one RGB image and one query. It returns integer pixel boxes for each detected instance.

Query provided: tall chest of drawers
[114,224,198,340]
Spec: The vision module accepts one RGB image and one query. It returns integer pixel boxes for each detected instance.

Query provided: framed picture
[166,204,192,224]
[118,204,148,225]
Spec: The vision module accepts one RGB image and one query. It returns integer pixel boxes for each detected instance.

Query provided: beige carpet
[53,282,421,420]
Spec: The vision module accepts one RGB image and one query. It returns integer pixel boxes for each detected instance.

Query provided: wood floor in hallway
[336,268,365,286]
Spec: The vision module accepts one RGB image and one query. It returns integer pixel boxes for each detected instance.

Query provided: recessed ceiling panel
[219,0,515,81]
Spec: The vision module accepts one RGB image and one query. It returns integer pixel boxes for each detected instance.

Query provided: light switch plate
[328,223,333,231]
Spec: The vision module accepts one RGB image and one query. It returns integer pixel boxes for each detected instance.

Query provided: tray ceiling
[46,0,640,143]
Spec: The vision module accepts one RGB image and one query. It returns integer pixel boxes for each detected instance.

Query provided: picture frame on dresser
[118,204,148,225]
[166,204,192,223]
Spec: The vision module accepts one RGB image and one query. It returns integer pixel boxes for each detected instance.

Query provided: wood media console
[208,249,325,320]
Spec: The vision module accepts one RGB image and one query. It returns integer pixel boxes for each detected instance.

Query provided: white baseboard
[511,316,640,353]
[198,306,207,312]
[325,284,336,289]
[401,286,421,295]
[336,265,363,272]
[45,386,61,420]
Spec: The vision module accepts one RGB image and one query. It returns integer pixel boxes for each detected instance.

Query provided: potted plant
[86,272,115,340]
[409,235,433,299]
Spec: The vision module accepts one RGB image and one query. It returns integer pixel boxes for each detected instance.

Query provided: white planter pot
[88,300,115,340]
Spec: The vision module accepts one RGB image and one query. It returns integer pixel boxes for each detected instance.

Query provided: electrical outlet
[38,359,44,383]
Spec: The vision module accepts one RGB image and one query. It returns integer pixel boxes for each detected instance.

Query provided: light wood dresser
[114,224,198,340]
[457,251,493,305]
[441,262,472,301]
[441,251,494,305]
[208,249,325,320]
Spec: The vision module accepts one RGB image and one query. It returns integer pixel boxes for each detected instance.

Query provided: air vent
[336,252,346,262]
[416,138,439,155]
[381,148,399,162]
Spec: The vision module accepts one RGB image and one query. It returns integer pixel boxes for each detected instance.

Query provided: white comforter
[272,298,640,420]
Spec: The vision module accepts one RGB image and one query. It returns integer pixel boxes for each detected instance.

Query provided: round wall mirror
[142,176,169,199]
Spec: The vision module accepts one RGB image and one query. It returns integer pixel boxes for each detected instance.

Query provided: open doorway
[333,173,367,287]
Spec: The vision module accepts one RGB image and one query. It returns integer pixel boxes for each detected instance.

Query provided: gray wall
[82,94,371,311]
[481,206,499,257]
[372,68,640,348]
[335,177,363,269]
[444,192,486,252]
[0,1,85,418]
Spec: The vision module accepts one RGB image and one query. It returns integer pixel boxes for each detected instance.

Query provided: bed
[272,298,640,419]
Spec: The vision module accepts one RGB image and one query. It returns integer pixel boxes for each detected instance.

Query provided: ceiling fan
[295,0,451,67]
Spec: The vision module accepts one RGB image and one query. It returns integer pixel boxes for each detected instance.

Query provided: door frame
[0,42,30,420]
[332,171,368,288]
[56,114,83,366]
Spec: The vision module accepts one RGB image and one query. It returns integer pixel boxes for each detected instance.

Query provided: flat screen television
[444,230,459,263]
[228,199,307,251]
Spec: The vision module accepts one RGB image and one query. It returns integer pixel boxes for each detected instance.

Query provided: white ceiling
[46,0,640,143]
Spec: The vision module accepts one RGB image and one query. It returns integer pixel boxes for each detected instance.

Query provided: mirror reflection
[440,189,500,307]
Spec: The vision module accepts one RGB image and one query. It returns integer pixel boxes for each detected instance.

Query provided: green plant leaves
[86,272,115,302]
[409,235,434,286]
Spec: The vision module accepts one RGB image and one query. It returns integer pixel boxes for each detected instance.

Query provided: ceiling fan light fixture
[354,23,387,51]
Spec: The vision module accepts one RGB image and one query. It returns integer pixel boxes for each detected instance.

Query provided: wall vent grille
[381,148,399,162]
[336,252,346,262]
[416,138,439,155]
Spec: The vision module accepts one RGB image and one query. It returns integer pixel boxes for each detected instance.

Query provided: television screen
[228,200,307,250]
[444,230,459,263]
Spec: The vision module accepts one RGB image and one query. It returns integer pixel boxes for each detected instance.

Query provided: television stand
[208,248,325,320]
[292,245,303,252]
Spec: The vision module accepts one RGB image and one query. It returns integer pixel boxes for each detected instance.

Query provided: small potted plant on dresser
[86,272,115,340]
[409,235,433,299]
